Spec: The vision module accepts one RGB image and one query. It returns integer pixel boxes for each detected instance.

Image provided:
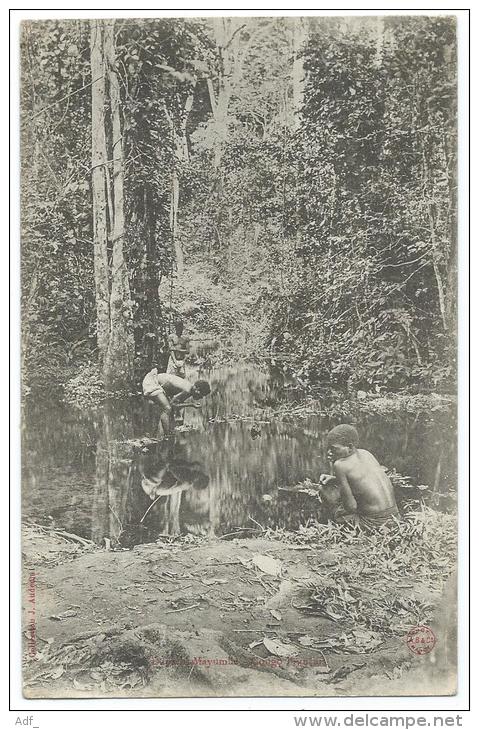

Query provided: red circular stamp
[406,625,436,655]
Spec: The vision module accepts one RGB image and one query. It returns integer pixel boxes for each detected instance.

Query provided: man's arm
[172,399,201,410]
[170,380,193,406]
[333,462,358,514]
[319,474,336,486]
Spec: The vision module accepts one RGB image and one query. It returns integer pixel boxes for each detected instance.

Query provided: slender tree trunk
[143,188,163,366]
[207,19,243,254]
[21,25,41,371]
[292,18,307,130]
[179,85,195,163]
[445,228,457,334]
[427,204,448,332]
[206,78,217,117]
[420,125,449,334]
[170,170,183,274]
[374,16,385,68]
[444,136,457,336]
[168,83,196,275]
[210,18,236,170]
[103,20,135,390]
[90,20,110,361]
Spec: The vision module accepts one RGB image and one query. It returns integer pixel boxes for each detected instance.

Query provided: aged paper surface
[20,14,458,699]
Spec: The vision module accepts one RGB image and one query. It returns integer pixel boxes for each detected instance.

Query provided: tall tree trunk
[103,20,135,390]
[170,169,183,274]
[374,16,385,68]
[144,188,164,367]
[419,112,450,335]
[168,83,196,275]
[179,85,195,162]
[291,18,308,251]
[444,133,457,337]
[210,18,238,170]
[427,204,447,332]
[90,20,110,362]
[292,18,307,130]
[445,215,457,335]
[207,19,244,254]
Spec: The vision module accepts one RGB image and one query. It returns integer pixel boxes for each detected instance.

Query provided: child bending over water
[320,424,399,529]
[142,369,210,437]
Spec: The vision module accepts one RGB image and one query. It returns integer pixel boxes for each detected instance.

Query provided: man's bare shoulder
[333,458,351,474]
[357,448,380,464]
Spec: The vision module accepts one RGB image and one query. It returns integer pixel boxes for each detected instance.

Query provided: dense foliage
[21,16,456,394]
[284,17,457,392]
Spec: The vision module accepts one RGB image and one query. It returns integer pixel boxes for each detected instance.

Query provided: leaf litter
[286,509,455,639]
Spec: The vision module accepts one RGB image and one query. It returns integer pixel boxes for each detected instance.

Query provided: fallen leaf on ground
[252,554,282,577]
[327,661,366,683]
[49,609,78,621]
[202,578,228,586]
[325,608,343,621]
[270,609,282,621]
[248,639,264,649]
[73,677,92,691]
[266,580,295,609]
[263,637,298,657]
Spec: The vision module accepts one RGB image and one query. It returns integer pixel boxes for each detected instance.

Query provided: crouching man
[320,424,399,530]
[142,369,210,437]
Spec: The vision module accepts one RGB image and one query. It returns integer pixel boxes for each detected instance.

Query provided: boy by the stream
[142,370,210,436]
[167,320,190,378]
[319,424,399,529]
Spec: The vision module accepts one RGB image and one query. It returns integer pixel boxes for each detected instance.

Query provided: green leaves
[269,16,456,392]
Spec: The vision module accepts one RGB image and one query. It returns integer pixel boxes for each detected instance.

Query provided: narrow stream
[22,365,456,546]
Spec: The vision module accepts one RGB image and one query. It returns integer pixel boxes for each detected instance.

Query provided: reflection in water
[21,365,457,546]
[134,436,210,540]
[92,399,136,544]
[92,408,211,546]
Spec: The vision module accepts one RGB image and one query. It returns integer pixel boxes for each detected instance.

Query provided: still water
[22,366,456,545]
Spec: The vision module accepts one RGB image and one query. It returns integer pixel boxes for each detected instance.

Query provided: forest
[21,16,457,398]
[20,16,459,699]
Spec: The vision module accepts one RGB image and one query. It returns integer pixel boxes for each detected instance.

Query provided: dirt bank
[22,516,456,699]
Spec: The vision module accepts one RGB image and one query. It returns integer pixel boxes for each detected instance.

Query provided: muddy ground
[21,524,456,699]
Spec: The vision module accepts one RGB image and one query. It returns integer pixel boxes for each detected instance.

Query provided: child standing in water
[167,320,190,378]
[320,424,399,529]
